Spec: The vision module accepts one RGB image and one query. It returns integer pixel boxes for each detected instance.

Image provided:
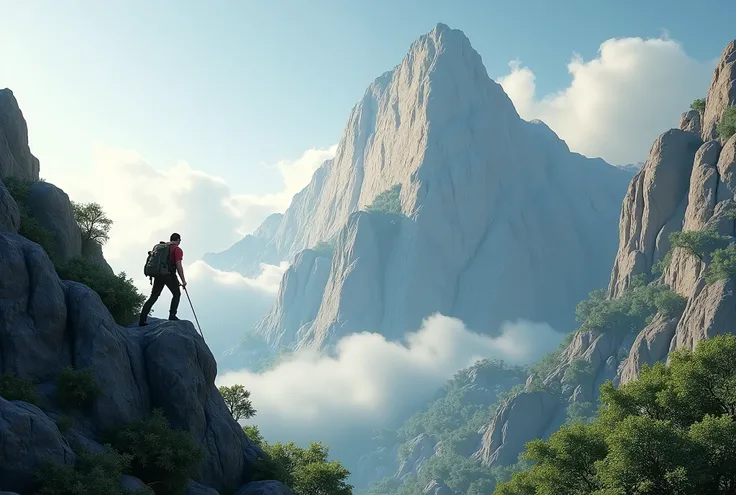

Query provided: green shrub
[706,243,736,284]
[55,365,102,409]
[35,445,153,495]
[690,98,706,113]
[109,408,204,495]
[717,106,736,141]
[56,414,73,433]
[0,370,40,404]
[366,184,402,214]
[563,359,594,384]
[56,257,146,325]
[565,401,597,425]
[654,288,687,318]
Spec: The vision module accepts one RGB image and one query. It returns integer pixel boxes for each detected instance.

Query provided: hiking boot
[168,315,180,321]
[138,321,148,327]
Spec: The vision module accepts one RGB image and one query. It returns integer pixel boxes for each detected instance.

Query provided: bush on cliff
[366,184,402,215]
[690,98,706,113]
[0,370,40,405]
[4,178,146,325]
[706,243,736,284]
[493,334,736,494]
[717,106,736,140]
[55,365,103,410]
[108,408,204,495]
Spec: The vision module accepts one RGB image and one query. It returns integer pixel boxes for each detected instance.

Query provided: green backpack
[144,241,175,278]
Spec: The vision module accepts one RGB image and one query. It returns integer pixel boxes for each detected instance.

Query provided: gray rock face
[82,238,115,274]
[608,129,703,297]
[701,40,736,142]
[395,433,437,481]
[473,390,563,468]
[235,480,295,495]
[0,179,20,233]
[186,479,220,495]
[204,213,283,276]
[0,89,40,181]
[0,231,259,492]
[0,398,76,493]
[716,135,736,203]
[121,475,148,491]
[423,478,455,495]
[680,109,702,136]
[254,248,332,347]
[618,314,679,385]
[253,24,631,349]
[25,180,83,263]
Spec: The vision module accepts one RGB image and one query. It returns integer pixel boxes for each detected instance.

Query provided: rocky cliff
[0,90,294,494]
[216,23,632,350]
[465,37,736,475]
[0,89,112,272]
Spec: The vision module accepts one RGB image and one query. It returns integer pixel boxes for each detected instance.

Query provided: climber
[138,232,188,326]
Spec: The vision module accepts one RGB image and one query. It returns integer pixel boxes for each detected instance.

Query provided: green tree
[669,229,724,261]
[72,201,113,246]
[690,98,706,113]
[493,334,736,495]
[717,106,736,141]
[706,243,736,284]
[218,384,256,421]
[365,184,402,214]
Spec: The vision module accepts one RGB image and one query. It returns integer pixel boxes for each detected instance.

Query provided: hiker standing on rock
[139,232,188,326]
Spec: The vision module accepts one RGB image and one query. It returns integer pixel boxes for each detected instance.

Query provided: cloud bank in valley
[496,36,716,165]
[216,314,563,448]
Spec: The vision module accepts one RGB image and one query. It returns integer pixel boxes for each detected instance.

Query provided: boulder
[235,480,295,495]
[25,180,82,263]
[680,109,702,136]
[0,398,76,493]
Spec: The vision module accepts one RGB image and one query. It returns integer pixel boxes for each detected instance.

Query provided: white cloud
[496,36,716,165]
[134,260,288,367]
[51,142,337,279]
[216,314,563,448]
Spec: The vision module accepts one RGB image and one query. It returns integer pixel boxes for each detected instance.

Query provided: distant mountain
[209,23,633,350]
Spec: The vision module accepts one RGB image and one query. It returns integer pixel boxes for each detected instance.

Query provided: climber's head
[170,232,181,245]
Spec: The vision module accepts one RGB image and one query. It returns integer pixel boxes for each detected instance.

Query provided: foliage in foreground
[494,334,736,495]
[245,424,353,495]
[35,446,153,495]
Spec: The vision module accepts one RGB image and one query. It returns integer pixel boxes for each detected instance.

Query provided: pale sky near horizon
[1,0,734,274]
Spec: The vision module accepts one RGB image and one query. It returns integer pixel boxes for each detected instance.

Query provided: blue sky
[1,0,734,196]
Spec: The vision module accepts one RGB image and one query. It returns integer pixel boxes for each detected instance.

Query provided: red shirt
[169,244,183,265]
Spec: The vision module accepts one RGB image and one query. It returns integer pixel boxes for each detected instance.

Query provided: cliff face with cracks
[466,38,736,474]
[217,23,632,351]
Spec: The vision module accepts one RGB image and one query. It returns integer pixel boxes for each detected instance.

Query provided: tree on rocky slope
[218,384,256,421]
[72,200,113,246]
[494,334,736,494]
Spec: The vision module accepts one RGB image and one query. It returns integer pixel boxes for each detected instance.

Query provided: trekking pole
[182,286,205,339]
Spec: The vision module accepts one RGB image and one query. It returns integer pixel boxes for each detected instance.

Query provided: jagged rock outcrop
[680,109,702,136]
[0,231,284,493]
[395,433,436,482]
[0,179,19,233]
[608,129,703,297]
[423,478,455,495]
[618,314,679,385]
[701,41,736,142]
[242,23,630,349]
[473,390,564,467]
[0,89,40,181]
